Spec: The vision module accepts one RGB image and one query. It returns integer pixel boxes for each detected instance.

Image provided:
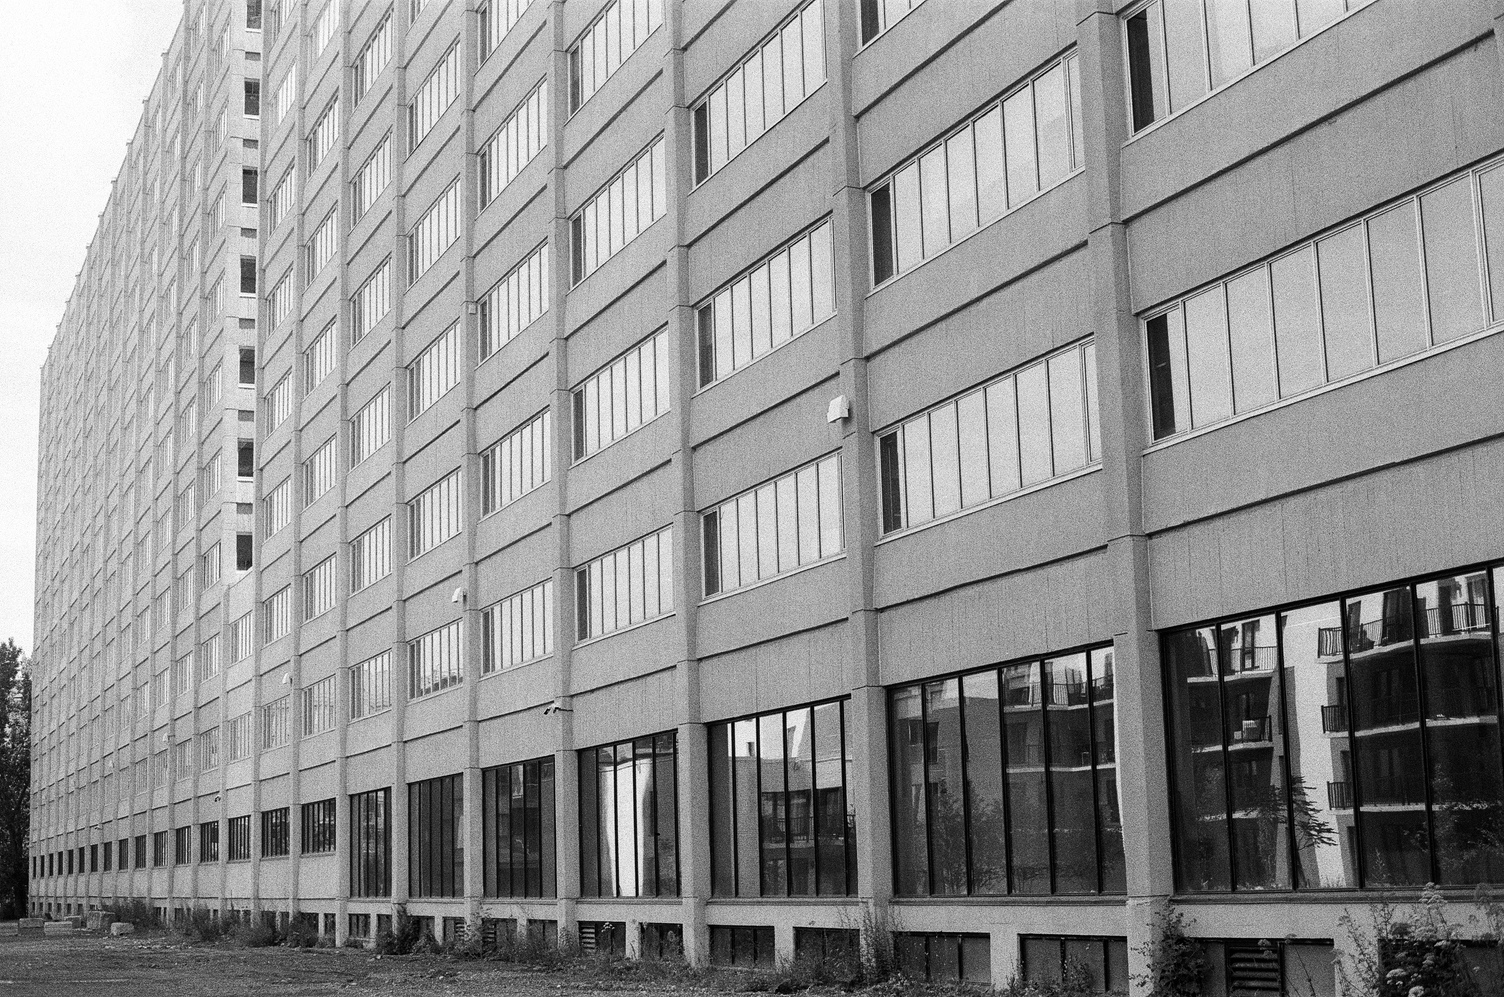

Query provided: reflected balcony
[1360,774,1428,807]
[1327,780,1353,810]
[1416,602,1492,639]
[1224,646,1278,675]
[1425,684,1499,720]
[1229,716,1273,747]
[1321,704,1349,733]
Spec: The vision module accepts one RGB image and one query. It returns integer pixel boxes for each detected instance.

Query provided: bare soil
[0,930,756,997]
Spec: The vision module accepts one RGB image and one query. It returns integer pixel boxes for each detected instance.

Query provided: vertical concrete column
[824,0,892,936]
[661,0,709,969]
[1075,4,1174,993]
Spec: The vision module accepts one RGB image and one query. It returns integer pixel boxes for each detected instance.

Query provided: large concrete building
[29,0,1504,990]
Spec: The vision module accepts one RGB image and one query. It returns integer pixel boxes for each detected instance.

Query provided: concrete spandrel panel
[699,620,847,723]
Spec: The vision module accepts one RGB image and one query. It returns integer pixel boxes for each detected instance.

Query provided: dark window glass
[247,0,262,29]
[1125,9,1160,132]
[350,788,391,897]
[152,830,168,866]
[237,440,254,478]
[1164,627,1231,891]
[878,431,903,535]
[710,925,776,969]
[242,167,259,205]
[239,346,256,385]
[1021,935,1130,994]
[409,774,464,897]
[261,807,290,857]
[174,826,192,864]
[693,104,710,183]
[301,798,337,854]
[702,511,721,597]
[199,820,219,862]
[89,843,98,872]
[236,532,254,571]
[894,933,991,984]
[228,815,251,861]
[481,756,556,898]
[244,80,261,116]
[696,306,716,388]
[870,183,895,286]
[1145,312,1180,440]
[135,834,147,868]
[240,255,258,294]
[859,0,880,43]
[578,733,679,898]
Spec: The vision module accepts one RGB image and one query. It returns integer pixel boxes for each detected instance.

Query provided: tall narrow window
[350,788,391,896]
[579,732,678,897]
[482,756,556,898]
[409,775,465,897]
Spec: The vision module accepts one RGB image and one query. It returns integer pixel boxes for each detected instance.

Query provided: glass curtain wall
[889,646,1125,896]
[579,732,678,897]
[350,788,391,897]
[408,774,465,898]
[481,756,557,898]
[1164,566,1504,891]
[707,699,856,897]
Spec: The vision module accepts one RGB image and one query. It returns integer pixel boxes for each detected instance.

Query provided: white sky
[0,2,183,655]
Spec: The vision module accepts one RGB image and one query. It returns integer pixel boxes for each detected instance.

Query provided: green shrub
[1131,903,1206,997]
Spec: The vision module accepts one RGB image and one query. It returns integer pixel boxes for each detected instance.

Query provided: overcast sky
[0,2,182,656]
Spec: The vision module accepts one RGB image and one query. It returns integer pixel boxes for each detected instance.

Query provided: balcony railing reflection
[1362,775,1427,807]
[1424,684,1499,719]
[1320,704,1349,733]
[1327,781,1352,810]
[1416,602,1491,639]
[1229,716,1272,745]
[1224,646,1278,674]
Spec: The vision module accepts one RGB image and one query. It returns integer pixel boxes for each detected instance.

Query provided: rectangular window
[409,43,460,151]
[199,634,220,681]
[479,0,534,58]
[265,372,292,431]
[262,807,290,857]
[262,695,291,749]
[200,450,223,506]
[265,477,292,536]
[869,52,1083,286]
[136,834,148,869]
[227,712,253,761]
[894,934,991,985]
[574,526,674,641]
[354,13,392,100]
[301,675,337,736]
[481,409,551,514]
[479,241,549,359]
[879,340,1099,534]
[351,516,392,591]
[409,619,463,698]
[312,0,340,55]
[175,826,193,864]
[350,788,392,896]
[228,815,251,861]
[351,258,392,343]
[859,0,927,42]
[1146,158,1501,441]
[693,0,823,184]
[350,385,390,468]
[304,555,338,620]
[409,774,465,897]
[302,798,337,853]
[579,732,678,897]
[307,97,340,169]
[407,323,461,417]
[240,256,258,295]
[198,820,220,863]
[408,180,461,281]
[268,270,293,327]
[569,137,666,284]
[1020,935,1130,995]
[241,166,259,204]
[304,435,337,503]
[352,135,391,223]
[264,585,292,642]
[481,756,556,898]
[709,699,855,898]
[890,646,1125,896]
[479,79,548,206]
[173,738,193,779]
[571,330,669,460]
[305,320,337,390]
[152,830,168,866]
[274,64,298,125]
[244,79,261,117]
[198,726,220,771]
[703,453,842,597]
[269,166,296,229]
[567,0,663,112]
[407,468,462,558]
[306,208,338,279]
[230,611,255,662]
[696,220,834,387]
[350,650,392,719]
[481,579,553,673]
[711,925,777,969]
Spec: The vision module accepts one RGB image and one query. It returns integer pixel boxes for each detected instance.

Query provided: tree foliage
[0,639,30,918]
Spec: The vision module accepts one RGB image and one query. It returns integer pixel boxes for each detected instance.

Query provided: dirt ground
[0,929,752,997]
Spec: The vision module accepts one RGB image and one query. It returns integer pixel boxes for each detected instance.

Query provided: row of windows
[408,181,461,282]
[702,453,842,598]
[569,138,666,285]
[570,330,671,461]
[479,79,547,207]
[479,242,549,359]
[568,0,662,114]
[353,12,392,101]
[481,409,549,515]
[574,525,673,642]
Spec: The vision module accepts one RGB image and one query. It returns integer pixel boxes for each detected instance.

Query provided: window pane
[1316,225,1374,379]
[919,146,949,259]
[783,707,815,895]
[1481,165,1504,322]
[1002,88,1037,207]
[812,701,849,895]
[1278,601,1356,888]
[1184,284,1234,427]
[1127,7,1167,131]
[1033,65,1069,189]
[755,485,777,580]
[974,107,1006,222]
[946,130,978,240]
[928,403,961,519]
[902,415,934,525]
[985,378,1021,495]
[923,681,967,896]
[890,687,928,895]
[1420,178,1485,344]
[1226,267,1278,413]
[1367,203,1426,363]
[733,718,760,897]
[961,672,1005,893]
[1250,0,1297,62]
[1270,247,1325,396]
[1047,350,1085,473]
[737,496,757,590]
[1205,0,1253,86]
[758,713,786,896]
[1046,654,1097,892]
[776,476,798,573]
[1003,662,1048,893]
[1345,587,1430,886]
[1220,616,1288,890]
[1092,648,1126,892]
[1164,0,1209,111]
[796,466,820,563]
[894,163,922,274]
[1416,572,1504,884]
[1165,627,1231,891]
[1016,363,1052,485]
[817,455,842,558]
[956,390,990,509]
[1146,309,1192,439]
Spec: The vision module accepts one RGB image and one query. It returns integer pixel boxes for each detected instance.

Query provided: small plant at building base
[113,897,161,930]
[180,904,230,944]
[1131,903,1206,997]
[374,904,425,955]
[1338,884,1504,997]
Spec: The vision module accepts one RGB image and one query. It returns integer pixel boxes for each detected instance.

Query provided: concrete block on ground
[17,918,44,939]
[109,922,135,937]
